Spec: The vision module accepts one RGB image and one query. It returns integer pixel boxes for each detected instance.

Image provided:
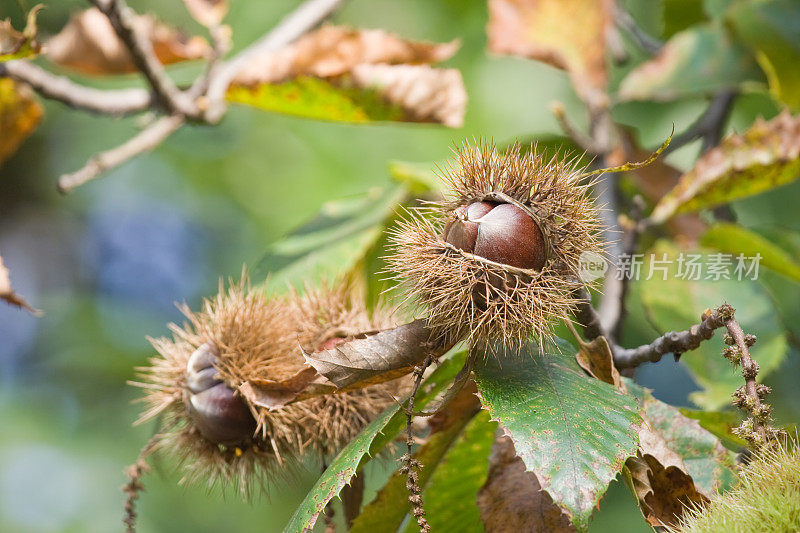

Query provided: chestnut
[184,343,256,445]
[443,201,546,270]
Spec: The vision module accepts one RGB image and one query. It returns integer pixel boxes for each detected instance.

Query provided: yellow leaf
[0,78,42,167]
[487,0,612,99]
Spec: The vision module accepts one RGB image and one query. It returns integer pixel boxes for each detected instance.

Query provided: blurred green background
[1,0,799,531]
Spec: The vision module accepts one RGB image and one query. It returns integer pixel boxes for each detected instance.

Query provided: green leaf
[663,0,707,38]
[627,382,737,496]
[701,223,800,284]
[401,412,496,533]
[350,391,483,533]
[284,351,467,533]
[679,408,748,450]
[639,240,788,409]
[472,339,642,531]
[651,111,800,223]
[618,24,763,102]
[727,0,800,110]
[252,184,407,290]
[389,160,442,194]
[227,77,405,123]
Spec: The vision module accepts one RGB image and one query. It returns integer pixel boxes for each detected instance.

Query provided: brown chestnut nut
[443,201,495,252]
[443,202,546,270]
[184,343,256,445]
[187,383,256,446]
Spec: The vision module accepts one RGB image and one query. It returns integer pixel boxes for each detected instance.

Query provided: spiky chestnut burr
[134,278,408,497]
[388,140,603,348]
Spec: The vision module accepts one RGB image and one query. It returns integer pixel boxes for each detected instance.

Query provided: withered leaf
[625,453,708,528]
[0,5,42,61]
[239,366,335,409]
[350,64,466,127]
[487,0,613,100]
[0,78,42,168]
[477,435,576,533]
[573,334,621,388]
[228,25,465,126]
[182,0,228,27]
[304,319,450,391]
[652,110,800,223]
[46,8,209,75]
[231,25,458,85]
[0,252,40,315]
[624,383,737,527]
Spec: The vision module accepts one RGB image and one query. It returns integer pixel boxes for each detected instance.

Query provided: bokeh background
[1,0,799,531]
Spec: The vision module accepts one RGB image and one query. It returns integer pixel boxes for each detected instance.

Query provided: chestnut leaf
[285,351,467,532]
[651,110,800,223]
[473,338,641,531]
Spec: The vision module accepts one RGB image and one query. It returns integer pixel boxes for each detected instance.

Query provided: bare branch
[90,0,198,117]
[573,288,607,342]
[613,304,733,369]
[58,114,184,193]
[204,0,345,123]
[550,101,601,154]
[613,5,662,55]
[663,89,737,155]
[0,60,152,116]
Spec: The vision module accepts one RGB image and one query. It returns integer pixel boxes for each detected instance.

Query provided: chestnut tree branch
[0,0,345,191]
[0,60,153,116]
[613,303,734,369]
[663,89,737,155]
[204,0,344,123]
[613,5,663,55]
[724,316,771,445]
[90,0,198,117]
[57,114,184,193]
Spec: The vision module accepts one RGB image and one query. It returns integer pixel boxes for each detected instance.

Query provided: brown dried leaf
[229,25,465,127]
[232,25,458,85]
[0,78,42,167]
[652,110,800,223]
[625,453,708,528]
[0,252,40,315]
[351,64,466,127]
[574,334,621,388]
[487,0,613,100]
[46,8,208,75]
[477,434,576,533]
[304,319,450,391]
[182,0,228,27]
[238,366,335,409]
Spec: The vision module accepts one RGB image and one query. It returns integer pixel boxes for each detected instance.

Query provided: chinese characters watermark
[578,252,762,282]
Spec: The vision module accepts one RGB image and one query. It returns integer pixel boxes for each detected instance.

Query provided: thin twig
[609,195,647,340]
[663,89,737,155]
[613,303,734,369]
[0,60,153,116]
[613,5,663,55]
[91,0,197,117]
[401,355,433,533]
[122,434,160,533]
[58,114,184,193]
[550,101,601,154]
[204,0,344,122]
